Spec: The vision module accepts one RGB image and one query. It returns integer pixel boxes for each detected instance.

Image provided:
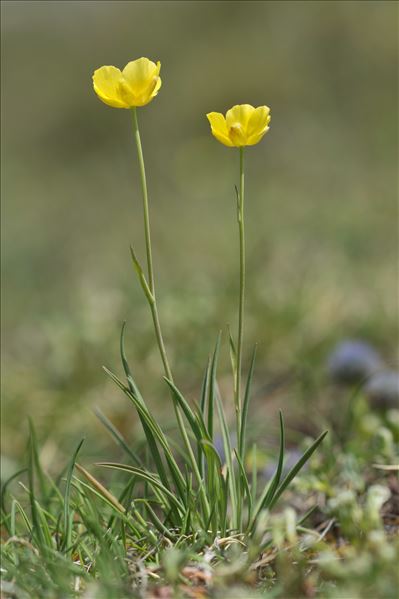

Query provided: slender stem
[234,146,246,531]
[131,109,154,292]
[235,147,245,436]
[130,108,210,521]
[131,107,173,382]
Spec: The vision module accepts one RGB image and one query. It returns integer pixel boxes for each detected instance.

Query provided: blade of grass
[199,358,211,475]
[94,408,142,467]
[119,325,177,492]
[238,345,257,460]
[163,378,204,443]
[200,357,211,417]
[61,438,84,552]
[143,500,175,540]
[228,325,238,392]
[103,366,186,508]
[208,334,221,440]
[269,430,328,510]
[234,449,252,524]
[96,463,185,513]
[75,463,126,513]
[107,476,137,529]
[12,499,32,535]
[28,431,46,549]
[34,500,54,549]
[28,419,48,503]
[249,411,285,531]
[1,468,27,529]
[71,479,141,537]
[251,443,257,504]
[163,377,211,524]
[215,390,238,530]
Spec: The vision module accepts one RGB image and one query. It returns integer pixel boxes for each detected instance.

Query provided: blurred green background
[2,1,397,471]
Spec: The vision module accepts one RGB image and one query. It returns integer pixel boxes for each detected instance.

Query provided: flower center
[229,123,246,145]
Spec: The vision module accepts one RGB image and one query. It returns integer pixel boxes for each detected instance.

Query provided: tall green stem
[131,107,173,382]
[234,146,246,531]
[235,147,245,438]
[130,108,210,522]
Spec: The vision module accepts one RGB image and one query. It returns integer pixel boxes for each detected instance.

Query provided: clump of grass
[1,414,397,598]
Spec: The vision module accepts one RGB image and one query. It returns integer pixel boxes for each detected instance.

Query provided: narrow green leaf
[28,432,45,549]
[269,430,328,510]
[13,499,32,535]
[215,390,238,529]
[107,476,137,530]
[234,184,240,216]
[199,439,222,470]
[130,246,154,303]
[62,438,84,552]
[103,365,186,505]
[208,333,221,440]
[200,357,211,418]
[239,345,257,459]
[10,499,17,537]
[164,377,211,524]
[234,449,252,522]
[95,407,141,467]
[75,463,126,513]
[96,462,185,513]
[71,479,140,537]
[251,443,257,504]
[34,500,53,549]
[249,411,285,531]
[1,468,27,516]
[28,419,48,503]
[228,325,237,386]
[120,321,145,403]
[297,505,317,526]
[163,378,203,442]
[144,501,175,540]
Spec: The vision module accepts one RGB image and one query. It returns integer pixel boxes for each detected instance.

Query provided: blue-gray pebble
[327,340,382,384]
[364,370,399,410]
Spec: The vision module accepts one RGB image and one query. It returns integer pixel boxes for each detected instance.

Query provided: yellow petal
[225,104,255,132]
[247,106,271,137]
[124,75,161,107]
[123,58,159,91]
[119,58,161,107]
[206,112,234,147]
[246,127,270,146]
[152,76,162,97]
[92,66,129,108]
[246,106,271,145]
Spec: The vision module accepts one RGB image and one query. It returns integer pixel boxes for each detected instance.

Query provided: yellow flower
[92,57,162,108]
[206,104,271,147]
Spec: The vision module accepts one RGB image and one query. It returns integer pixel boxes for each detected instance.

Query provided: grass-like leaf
[239,345,257,460]
[249,411,285,531]
[61,438,84,552]
[103,365,186,510]
[215,389,238,530]
[269,429,328,509]
[94,407,142,467]
[96,462,185,514]
[207,333,221,440]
